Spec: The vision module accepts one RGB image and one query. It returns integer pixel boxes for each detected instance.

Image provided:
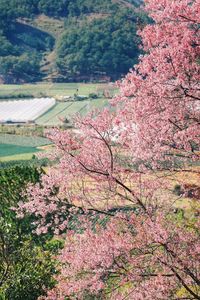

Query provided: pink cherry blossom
[17,1,200,299]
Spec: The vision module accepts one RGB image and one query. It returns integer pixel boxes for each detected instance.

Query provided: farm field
[36,98,109,126]
[0,134,51,147]
[0,134,51,161]
[0,83,118,98]
[0,144,39,160]
[0,83,114,160]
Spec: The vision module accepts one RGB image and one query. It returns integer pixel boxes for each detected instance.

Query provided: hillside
[0,0,145,83]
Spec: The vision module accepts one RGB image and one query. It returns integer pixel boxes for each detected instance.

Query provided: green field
[0,134,51,161]
[36,99,109,126]
[0,144,39,159]
[0,83,117,98]
[0,134,51,147]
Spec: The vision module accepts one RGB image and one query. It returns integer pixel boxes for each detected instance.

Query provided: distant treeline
[0,0,147,83]
[0,0,142,19]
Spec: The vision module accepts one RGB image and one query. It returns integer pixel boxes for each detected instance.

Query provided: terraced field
[36,99,109,126]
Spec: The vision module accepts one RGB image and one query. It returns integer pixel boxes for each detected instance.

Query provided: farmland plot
[0,134,52,161]
[36,99,109,126]
[0,144,39,158]
[0,134,51,147]
[0,83,117,98]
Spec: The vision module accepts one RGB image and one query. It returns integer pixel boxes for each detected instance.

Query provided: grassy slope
[25,15,65,78]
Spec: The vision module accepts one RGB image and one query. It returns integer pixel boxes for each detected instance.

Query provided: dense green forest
[0,0,145,83]
[0,165,61,299]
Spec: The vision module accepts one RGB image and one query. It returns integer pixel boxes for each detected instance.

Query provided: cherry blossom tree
[18,0,200,299]
[38,213,200,300]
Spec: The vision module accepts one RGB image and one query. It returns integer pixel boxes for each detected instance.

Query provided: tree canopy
[56,9,144,80]
[0,0,145,82]
[0,165,60,299]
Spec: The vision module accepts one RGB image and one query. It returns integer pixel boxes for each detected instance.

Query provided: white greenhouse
[0,98,56,123]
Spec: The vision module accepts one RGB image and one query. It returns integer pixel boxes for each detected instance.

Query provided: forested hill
[0,0,146,83]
